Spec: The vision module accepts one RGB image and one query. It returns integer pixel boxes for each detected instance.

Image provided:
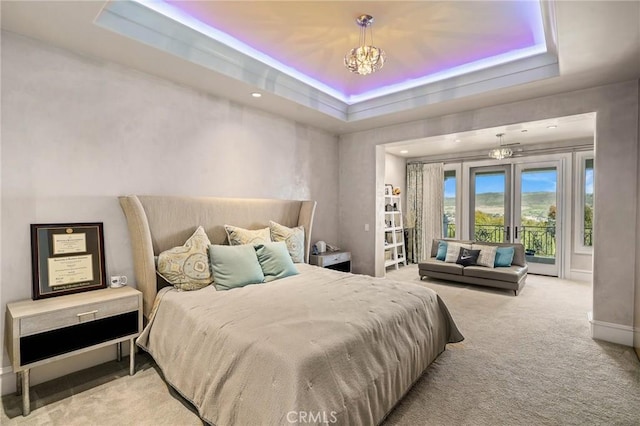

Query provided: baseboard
[570,269,592,282]
[587,311,634,346]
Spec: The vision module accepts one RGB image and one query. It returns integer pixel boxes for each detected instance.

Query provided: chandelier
[344,15,386,75]
[488,133,513,160]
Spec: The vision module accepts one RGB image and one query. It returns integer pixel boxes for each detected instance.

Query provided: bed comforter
[137,264,463,425]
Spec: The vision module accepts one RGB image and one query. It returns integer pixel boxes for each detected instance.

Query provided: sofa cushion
[436,240,448,261]
[495,246,515,267]
[472,244,498,268]
[463,264,528,283]
[445,242,472,263]
[431,238,473,258]
[418,258,464,275]
[455,248,480,266]
[463,241,526,267]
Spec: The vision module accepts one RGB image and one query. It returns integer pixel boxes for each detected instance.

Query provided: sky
[585,168,594,195]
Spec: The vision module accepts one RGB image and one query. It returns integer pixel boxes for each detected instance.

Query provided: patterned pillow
[224,225,271,246]
[472,244,498,268]
[456,248,481,267]
[269,221,305,263]
[445,242,472,263]
[157,226,213,291]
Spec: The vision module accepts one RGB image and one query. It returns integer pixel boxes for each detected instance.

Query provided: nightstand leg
[116,342,122,362]
[22,369,30,416]
[129,338,135,376]
[16,371,22,396]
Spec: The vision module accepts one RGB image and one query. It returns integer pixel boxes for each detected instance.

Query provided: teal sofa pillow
[494,246,515,267]
[436,240,448,261]
[255,242,299,282]
[208,244,265,290]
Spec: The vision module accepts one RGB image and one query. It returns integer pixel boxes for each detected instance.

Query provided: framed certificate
[31,223,107,299]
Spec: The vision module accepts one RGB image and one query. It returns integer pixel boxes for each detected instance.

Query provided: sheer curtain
[406,163,444,262]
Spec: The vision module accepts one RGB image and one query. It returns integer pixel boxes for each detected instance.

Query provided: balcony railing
[474,224,556,257]
[446,223,456,238]
[445,224,592,253]
[584,227,593,246]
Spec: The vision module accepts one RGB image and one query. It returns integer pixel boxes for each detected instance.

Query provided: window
[575,152,594,252]
[583,158,594,246]
[443,165,461,238]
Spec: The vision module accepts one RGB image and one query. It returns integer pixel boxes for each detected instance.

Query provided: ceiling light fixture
[344,15,386,75]
[251,92,262,98]
[488,133,513,160]
[400,150,409,154]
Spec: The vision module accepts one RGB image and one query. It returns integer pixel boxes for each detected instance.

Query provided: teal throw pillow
[494,246,515,267]
[208,244,265,290]
[255,242,299,282]
[436,240,448,261]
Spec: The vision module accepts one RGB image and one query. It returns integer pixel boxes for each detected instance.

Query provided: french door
[470,165,512,243]
[469,160,562,276]
[513,161,560,276]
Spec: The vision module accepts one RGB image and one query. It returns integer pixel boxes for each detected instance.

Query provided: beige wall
[340,80,639,333]
[384,153,407,213]
[0,32,339,392]
[636,83,640,360]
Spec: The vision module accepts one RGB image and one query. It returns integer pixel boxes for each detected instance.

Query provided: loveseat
[418,239,528,295]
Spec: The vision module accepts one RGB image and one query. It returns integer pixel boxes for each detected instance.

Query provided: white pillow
[472,244,498,268]
[445,242,472,263]
[224,224,271,246]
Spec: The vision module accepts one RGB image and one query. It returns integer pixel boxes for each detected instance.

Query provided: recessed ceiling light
[454,139,461,143]
[400,150,409,154]
[251,92,262,98]
[547,124,557,129]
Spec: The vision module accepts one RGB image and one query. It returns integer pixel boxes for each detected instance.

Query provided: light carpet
[2,265,639,425]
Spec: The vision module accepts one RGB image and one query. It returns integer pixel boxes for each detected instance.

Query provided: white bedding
[137,264,463,425]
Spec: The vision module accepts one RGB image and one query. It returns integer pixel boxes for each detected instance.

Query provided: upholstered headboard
[119,195,317,318]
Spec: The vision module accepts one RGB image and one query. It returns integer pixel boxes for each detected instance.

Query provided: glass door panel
[470,166,511,243]
[514,163,560,276]
[444,170,457,238]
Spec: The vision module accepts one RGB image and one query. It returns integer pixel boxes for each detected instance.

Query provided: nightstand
[5,286,142,416]
[309,250,352,272]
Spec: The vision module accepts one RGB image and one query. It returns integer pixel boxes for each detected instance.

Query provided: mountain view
[445,191,560,222]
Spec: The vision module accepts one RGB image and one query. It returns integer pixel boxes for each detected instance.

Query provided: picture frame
[384,184,394,196]
[30,222,107,300]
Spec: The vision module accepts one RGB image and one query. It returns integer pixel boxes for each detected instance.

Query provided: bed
[119,195,463,425]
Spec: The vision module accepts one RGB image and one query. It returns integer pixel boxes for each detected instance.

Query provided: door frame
[462,153,571,278]
[468,164,512,243]
[513,159,563,276]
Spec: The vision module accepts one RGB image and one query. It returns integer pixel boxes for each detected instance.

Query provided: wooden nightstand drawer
[20,296,139,337]
[319,251,351,267]
[310,251,352,272]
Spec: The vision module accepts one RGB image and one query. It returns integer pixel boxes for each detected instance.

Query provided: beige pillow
[157,226,213,291]
[224,224,271,246]
[269,221,305,263]
[472,244,498,268]
[445,242,472,263]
